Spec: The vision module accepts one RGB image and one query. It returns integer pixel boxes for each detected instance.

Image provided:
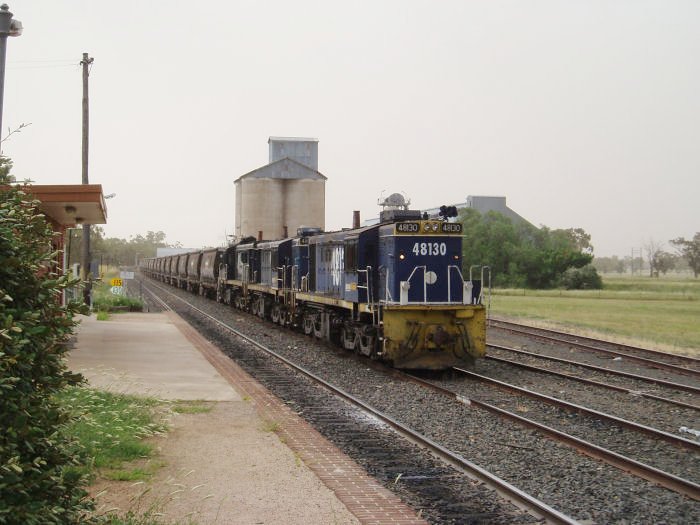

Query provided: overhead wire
[7,58,82,70]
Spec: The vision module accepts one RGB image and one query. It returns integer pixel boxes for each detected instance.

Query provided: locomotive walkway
[68,311,427,525]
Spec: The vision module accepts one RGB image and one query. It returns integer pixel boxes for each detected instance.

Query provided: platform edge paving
[165,311,429,525]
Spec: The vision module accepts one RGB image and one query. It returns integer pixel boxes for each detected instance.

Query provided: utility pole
[0,4,23,141]
[80,52,93,283]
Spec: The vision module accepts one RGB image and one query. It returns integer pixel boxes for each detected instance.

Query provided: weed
[171,401,213,415]
[56,387,168,477]
[261,420,280,433]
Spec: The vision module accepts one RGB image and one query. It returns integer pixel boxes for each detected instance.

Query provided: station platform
[68,312,427,525]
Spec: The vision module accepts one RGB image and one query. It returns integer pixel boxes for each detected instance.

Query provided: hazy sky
[3,1,698,257]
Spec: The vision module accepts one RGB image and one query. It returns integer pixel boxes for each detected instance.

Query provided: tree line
[458,208,601,289]
[67,227,180,274]
[593,235,700,278]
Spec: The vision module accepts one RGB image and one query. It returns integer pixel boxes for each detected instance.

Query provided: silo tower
[234,137,326,241]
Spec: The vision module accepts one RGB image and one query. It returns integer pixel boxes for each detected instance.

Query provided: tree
[671,233,700,278]
[654,251,677,275]
[593,256,627,274]
[66,227,178,271]
[459,209,596,288]
[1,165,94,521]
[561,264,603,289]
[644,239,666,277]
[0,156,15,182]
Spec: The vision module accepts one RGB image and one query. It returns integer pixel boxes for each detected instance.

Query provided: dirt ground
[90,401,360,525]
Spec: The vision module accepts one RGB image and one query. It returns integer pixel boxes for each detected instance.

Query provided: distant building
[423,196,533,226]
[234,137,326,240]
[364,195,533,227]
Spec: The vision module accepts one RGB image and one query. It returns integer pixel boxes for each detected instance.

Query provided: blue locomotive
[141,209,487,369]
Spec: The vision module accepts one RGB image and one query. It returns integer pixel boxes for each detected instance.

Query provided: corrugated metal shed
[268,137,319,170]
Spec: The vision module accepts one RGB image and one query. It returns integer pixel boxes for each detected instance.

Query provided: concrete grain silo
[234,137,326,240]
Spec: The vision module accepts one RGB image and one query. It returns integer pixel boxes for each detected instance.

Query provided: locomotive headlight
[399,251,406,260]
[432,224,439,231]
[424,224,431,232]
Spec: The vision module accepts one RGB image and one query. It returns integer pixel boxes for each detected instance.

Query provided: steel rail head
[488,343,700,395]
[489,318,700,368]
[454,367,700,451]
[485,354,700,412]
[404,367,700,501]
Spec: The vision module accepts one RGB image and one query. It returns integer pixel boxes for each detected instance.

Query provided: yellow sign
[110,278,123,287]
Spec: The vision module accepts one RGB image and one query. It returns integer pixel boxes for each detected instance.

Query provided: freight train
[140,208,488,369]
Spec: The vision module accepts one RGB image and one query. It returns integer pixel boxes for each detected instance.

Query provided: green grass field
[489,274,700,354]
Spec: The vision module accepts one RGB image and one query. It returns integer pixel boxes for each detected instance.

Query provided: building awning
[21,184,108,227]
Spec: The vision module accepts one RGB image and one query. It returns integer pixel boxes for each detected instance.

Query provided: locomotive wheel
[359,327,378,358]
[271,305,281,324]
[303,315,314,335]
[284,311,294,327]
[341,327,360,353]
[313,318,324,339]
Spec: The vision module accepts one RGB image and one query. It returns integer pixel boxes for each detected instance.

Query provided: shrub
[560,264,603,290]
[1,179,95,523]
[92,294,143,312]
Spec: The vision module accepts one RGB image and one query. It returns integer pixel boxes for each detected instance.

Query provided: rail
[143,280,579,524]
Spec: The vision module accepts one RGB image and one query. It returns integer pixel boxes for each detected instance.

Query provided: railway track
[141,280,564,524]
[487,342,700,399]
[489,317,700,378]
[485,352,700,411]
[138,277,700,523]
[401,369,700,500]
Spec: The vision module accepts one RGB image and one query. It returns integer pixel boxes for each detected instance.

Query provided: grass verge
[490,275,700,354]
[57,387,199,523]
[57,387,168,482]
[92,279,144,313]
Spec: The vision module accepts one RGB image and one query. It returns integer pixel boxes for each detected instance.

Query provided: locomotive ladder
[357,266,378,326]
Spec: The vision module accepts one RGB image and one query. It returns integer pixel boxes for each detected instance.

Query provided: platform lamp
[0,4,22,141]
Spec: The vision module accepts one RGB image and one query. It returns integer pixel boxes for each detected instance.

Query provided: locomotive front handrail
[381,266,393,303]
[402,265,427,304]
[482,266,492,317]
[469,264,481,282]
[447,265,462,303]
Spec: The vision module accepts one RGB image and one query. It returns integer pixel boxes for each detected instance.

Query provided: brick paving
[169,311,428,524]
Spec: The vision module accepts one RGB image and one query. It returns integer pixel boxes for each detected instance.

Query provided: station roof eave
[22,184,108,228]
